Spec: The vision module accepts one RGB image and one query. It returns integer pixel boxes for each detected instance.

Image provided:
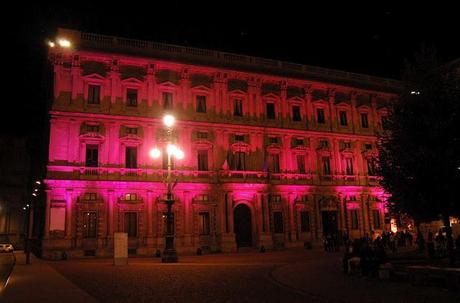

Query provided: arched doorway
[234,204,252,247]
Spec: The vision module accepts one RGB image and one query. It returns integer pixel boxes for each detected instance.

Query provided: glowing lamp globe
[149,148,161,159]
[174,149,184,160]
[163,115,175,127]
[57,38,71,48]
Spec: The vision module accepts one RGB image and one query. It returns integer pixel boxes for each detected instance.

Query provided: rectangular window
[199,212,210,235]
[88,85,100,104]
[343,141,352,149]
[320,140,329,148]
[367,159,376,175]
[196,95,207,113]
[232,152,246,170]
[317,108,325,124]
[269,137,279,144]
[124,212,138,237]
[197,150,208,171]
[234,99,243,117]
[126,127,138,135]
[270,154,280,173]
[381,116,389,130]
[126,88,138,107]
[197,131,208,139]
[346,158,354,175]
[361,113,369,128]
[294,138,304,146]
[300,211,310,232]
[373,210,381,229]
[83,211,97,238]
[266,103,275,119]
[296,154,306,174]
[86,124,99,133]
[339,111,348,126]
[124,193,137,201]
[292,106,301,121]
[273,212,284,233]
[125,147,137,168]
[85,145,99,167]
[322,157,331,175]
[234,134,245,142]
[84,193,97,201]
[163,92,173,110]
[365,143,373,150]
[350,210,359,230]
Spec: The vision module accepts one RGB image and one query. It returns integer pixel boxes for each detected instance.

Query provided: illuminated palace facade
[43,28,400,258]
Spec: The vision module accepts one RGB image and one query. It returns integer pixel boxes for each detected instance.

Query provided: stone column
[287,193,299,246]
[220,191,236,252]
[183,191,193,251]
[107,190,114,244]
[328,88,336,131]
[44,190,51,238]
[146,64,155,107]
[65,189,73,240]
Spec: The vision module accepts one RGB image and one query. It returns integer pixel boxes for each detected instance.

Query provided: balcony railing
[48,165,376,186]
[72,29,402,92]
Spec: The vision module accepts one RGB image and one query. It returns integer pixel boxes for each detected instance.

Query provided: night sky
[5,2,460,140]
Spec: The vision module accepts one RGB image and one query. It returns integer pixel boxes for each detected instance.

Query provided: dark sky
[5,2,460,138]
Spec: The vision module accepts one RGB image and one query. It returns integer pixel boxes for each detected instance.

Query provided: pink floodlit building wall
[42,28,396,258]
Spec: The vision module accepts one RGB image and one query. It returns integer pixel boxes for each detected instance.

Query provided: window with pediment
[126,127,138,135]
[231,152,246,170]
[339,111,348,126]
[319,139,329,149]
[88,85,101,104]
[367,158,377,176]
[163,92,173,110]
[126,88,138,107]
[196,95,207,113]
[233,99,243,117]
[361,112,369,128]
[345,158,354,175]
[269,136,280,145]
[197,150,208,171]
[125,146,137,168]
[322,157,331,175]
[317,108,325,124]
[296,154,306,173]
[269,153,280,173]
[266,102,276,119]
[85,145,99,167]
[292,105,301,121]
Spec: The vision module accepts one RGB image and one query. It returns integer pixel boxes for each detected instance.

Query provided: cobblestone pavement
[49,250,459,303]
[0,253,14,291]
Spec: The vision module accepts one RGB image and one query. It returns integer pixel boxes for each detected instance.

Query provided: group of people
[342,236,388,277]
[415,229,460,259]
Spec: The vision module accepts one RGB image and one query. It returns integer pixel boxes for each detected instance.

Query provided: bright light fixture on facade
[34,189,38,192]
[57,38,71,48]
[149,148,161,159]
[167,144,178,155]
[174,149,184,160]
[163,115,175,127]
[48,41,55,48]
[26,204,30,207]
[410,91,420,95]
[36,181,41,185]
[32,193,37,197]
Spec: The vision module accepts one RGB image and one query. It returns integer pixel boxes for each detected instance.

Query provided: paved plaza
[1,249,459,302]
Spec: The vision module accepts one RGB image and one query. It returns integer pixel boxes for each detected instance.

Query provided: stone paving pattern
[47,249,460,303]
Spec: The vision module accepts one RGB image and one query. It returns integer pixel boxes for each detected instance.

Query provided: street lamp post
[150,115,184,263]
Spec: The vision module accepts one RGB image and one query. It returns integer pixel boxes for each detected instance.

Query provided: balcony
[47,165,374,186]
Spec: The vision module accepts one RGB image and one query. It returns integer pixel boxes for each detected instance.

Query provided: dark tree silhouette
[378,47,460,266]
